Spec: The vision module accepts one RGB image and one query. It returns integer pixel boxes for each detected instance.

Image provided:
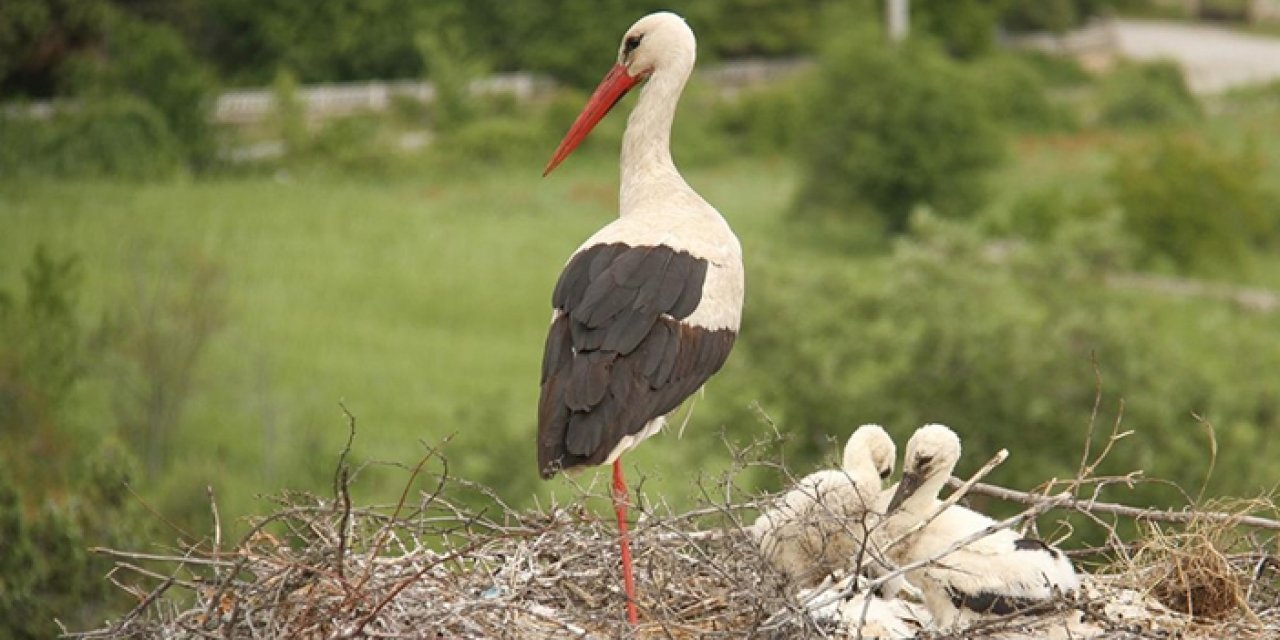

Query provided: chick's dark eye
[879,468,892,480]
[916,455,934,468]
[624,34,643,54]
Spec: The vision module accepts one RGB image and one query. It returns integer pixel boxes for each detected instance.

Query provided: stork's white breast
[573,206,744,332]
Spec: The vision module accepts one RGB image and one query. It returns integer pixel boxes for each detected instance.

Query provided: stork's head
[843,424,896,484]
[885,424,961,513]
[543,12,696,176]
[615,12,696,81]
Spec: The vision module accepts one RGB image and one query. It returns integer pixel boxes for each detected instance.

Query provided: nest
[68,439,812,639]
[69,416,1280,639]
[1119,498,1280,622]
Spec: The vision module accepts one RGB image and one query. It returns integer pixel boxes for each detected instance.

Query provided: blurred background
[4,0,1280,634]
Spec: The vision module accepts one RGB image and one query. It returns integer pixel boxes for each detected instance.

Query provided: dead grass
[1117,496,1280,623]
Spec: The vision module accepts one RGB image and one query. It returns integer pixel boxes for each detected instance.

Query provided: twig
[882,448,1010,553]
[89,548,237,567]
[102,574,178,637]
[1192,412,1219,505]
[337,540,486,639]
[350,437,451,598]
[208,485,222,554]
[124,481,197,546]
[113,562,204,591]
[333,402,358,580]
[946,477,1280,531]
[1076,351,1105,483]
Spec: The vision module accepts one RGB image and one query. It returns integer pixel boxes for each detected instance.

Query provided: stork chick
[751,425,896,587]
[876,424,1079,631]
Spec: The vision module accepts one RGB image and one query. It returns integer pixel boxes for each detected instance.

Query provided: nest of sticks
[70,408,1280,639]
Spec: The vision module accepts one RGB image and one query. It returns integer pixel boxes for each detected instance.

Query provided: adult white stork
[537,12,744,624]
[877,425,1080,631]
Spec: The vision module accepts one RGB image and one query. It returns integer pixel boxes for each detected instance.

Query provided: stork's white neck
[619,61,695,216]
[900,469,950,518]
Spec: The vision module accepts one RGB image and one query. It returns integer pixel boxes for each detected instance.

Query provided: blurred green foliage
[740,211,1280,541]
[415,27,485,133]
[1098,61,1203,128]
[0,96,185,180]
[0,0,110,96]
[913,0,1005,57]
[792,31,1004,234]
[58,8,217,166]
[1111,136,1280,273]
[0,0,1141,179]
[968,54,1080,131]
[270,67,307,154]
[0,247,148,637]
[711,77,809,156]
[4,0,1133,93]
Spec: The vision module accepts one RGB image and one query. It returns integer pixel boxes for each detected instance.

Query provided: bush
[431,115,550,168]
[0,96,185,180]
[1001,0,1084,33]
[967,54,1079,132]
[984,185,1114,244]
[913,0,1002,57]
[792,32,1004,235]
[1110,136,1279,273]
[1098,61,1201,128]
[739,213,1280,539]
[0,247,150,638]
[61,9,218,167]
[711,77,808,156]
[1014,50,1094,88]
[416,27,485,133]
[271,67,309,153]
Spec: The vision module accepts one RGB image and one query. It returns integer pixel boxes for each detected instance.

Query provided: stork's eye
[879,468,892,480]
[916,455,934,468]
[624,34,644,54]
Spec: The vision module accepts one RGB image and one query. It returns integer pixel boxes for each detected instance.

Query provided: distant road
[1110,19,1280,93]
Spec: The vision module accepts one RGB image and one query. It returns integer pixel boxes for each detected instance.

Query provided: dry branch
[946,477,1280,531]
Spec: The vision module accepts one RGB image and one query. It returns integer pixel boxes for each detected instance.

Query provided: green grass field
[1,156,799,528]
[7,87,1280,535]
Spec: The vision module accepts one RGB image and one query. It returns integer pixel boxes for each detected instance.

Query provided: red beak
[543,64,640,176]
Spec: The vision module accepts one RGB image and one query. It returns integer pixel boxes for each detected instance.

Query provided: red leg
[612,458,639,624]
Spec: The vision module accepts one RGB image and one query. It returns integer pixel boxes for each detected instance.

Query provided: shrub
[1110,136,1278,273]
[987,185,1112,242]
[792,32,1004,235]
[1098,61,1201,128]
[913,0,1002,57]
[711,77,808,156]
[61,9,218,167]
[415,27,485,133]
[738,213,1280,538]
[271,67,309,153]
[1014,50,1093,88]
[0,96,185,180]
[0,247,150,637]
[967,54,1079,132]
[275,115,401,176]
[1001,0,1083,33]
[431,115,550,168]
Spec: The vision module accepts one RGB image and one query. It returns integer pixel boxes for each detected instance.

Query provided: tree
[791,29,1003,235]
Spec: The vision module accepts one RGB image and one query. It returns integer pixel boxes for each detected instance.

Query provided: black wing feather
[946,586,1040,616]
[537,242,736,478]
